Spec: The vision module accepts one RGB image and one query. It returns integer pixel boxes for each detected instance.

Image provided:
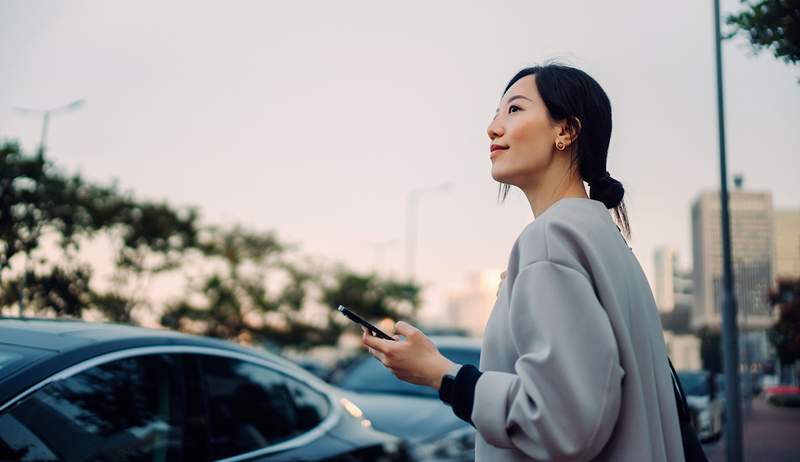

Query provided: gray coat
[473,198,684,461]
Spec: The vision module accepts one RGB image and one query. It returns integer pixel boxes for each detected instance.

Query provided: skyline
[1,0,798,322]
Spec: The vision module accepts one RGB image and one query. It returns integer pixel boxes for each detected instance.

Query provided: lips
[490,144,508,160]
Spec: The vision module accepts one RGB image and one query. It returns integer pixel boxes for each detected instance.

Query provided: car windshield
[333,347,480,398]
[677,372,710,396]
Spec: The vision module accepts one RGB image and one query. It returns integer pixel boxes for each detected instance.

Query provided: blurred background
[1,1,798,461]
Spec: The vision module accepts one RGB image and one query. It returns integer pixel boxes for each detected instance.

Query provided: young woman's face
[486,74,561,188]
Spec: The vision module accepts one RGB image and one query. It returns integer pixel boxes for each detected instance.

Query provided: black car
[328,336,481,462]
[0,318,410,461]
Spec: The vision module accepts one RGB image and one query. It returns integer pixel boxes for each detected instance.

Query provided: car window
[677,372,710,397]
[0,353,190,462]
[333,347,480,397]
[196,354,330,460]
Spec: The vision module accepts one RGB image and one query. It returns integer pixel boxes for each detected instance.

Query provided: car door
[0,352,201,461]
[190,352,343,462]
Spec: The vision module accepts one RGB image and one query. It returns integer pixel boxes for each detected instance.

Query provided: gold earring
[555,140,566,151]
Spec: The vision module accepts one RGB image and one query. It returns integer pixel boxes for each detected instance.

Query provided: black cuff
[449,365,481,426]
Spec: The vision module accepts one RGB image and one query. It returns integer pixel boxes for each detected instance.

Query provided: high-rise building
[691,189,775,330]
[445,269,503,337]
[654,247,677,313]
[654,247,694,333]
[775,209,800,279]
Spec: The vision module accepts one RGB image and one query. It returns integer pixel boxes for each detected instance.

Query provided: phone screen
[337,305,396,341]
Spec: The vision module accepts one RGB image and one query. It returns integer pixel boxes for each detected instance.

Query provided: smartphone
[337,305,396,341]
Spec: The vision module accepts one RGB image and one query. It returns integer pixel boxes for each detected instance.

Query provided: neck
[520,167,589,218]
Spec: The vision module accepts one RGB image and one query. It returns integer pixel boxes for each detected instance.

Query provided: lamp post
[712,0,743,459]
[405,182,451,281]
[13,98,85,317]
[15,99,85,154]
[369,239,399,274]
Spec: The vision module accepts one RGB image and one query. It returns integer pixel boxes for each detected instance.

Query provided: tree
[768,278,800,364]
[160,226,303,344]
[161,225,423,350]
[92,201,199,323]
[0,141,199,322]
[698,326,724,374]
[726,0,800,77]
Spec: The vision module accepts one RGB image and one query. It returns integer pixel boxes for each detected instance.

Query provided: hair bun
[589,174,624,209]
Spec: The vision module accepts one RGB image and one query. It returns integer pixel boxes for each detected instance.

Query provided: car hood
[341,390,468,444]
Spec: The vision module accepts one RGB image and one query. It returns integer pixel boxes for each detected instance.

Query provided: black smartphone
[337,305,396,341]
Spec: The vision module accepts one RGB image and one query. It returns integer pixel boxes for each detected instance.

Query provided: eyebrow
[495,94,533,113]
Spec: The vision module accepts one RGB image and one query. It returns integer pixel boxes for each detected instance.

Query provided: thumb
[393,320,419,338]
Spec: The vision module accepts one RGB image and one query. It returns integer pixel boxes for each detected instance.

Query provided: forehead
[499,74,539,106]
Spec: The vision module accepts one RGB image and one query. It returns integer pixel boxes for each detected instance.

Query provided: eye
[508,105,521,114]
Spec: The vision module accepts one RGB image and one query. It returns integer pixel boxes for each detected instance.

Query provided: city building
[775,209,800,279]
[445,269,503,337]
[653,246,694,334]
[691,188,775,331]
[663,331,702,371]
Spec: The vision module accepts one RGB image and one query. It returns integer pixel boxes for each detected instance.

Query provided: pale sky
[1,0,798,324]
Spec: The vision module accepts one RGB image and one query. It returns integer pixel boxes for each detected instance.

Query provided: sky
[1,0,798,324]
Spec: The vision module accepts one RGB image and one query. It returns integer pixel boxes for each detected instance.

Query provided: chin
[490,165,519,187]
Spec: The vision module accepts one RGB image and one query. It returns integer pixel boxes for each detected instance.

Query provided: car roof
[0,317,193,350]
[428,335,482,350]
[0,317,309,405]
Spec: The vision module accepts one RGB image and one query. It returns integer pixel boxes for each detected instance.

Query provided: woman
[361,63,684,461]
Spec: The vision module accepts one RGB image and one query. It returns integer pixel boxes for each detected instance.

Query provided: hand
[361,321,454,390]
[497,270,507,296]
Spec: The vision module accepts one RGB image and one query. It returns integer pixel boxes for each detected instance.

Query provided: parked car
[0,317,410,461]
[328,336,481,462]
[676,370,725,441]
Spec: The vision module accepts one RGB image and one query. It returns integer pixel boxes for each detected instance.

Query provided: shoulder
[514,199,613,277]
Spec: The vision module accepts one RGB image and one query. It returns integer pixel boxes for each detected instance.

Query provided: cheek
[508,115,551,151]
[490,115,554,183]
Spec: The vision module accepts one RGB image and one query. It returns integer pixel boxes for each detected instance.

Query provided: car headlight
[411,426,475,461]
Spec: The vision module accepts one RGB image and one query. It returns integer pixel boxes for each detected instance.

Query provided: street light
[12,98,86,317]
[14,98,86,154]
[712,0,743,459]
[405,182,452,281]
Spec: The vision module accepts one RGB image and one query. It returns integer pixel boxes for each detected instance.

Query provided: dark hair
[497,62,631,240]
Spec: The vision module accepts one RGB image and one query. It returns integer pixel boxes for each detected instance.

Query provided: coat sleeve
[471,260,624,461]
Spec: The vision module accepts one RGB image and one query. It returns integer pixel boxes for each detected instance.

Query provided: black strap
[668,357,691,424]
[668,357,710,462]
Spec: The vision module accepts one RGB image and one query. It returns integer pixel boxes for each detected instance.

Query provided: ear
[556,117,582,147]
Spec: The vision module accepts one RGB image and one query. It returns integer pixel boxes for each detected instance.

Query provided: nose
[487,116,504,141]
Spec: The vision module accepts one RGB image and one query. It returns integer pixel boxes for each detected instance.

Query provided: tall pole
[713,0,743,460]
[404,182,451,281]
[13,98,85,317]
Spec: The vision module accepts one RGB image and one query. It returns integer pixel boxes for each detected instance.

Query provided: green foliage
[320,269,420,323]
[161,228,422,351]
[1,140,424,351]
[0,264,93,317]
[160,226,319,347]
[0,141,199,322]
[768,278,800,363]
[698,327,724,374]
[726,0,800,68]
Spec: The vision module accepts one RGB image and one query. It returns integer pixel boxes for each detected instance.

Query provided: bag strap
[668,357,691,424]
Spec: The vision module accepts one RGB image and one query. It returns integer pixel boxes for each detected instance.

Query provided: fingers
[393,320,419,338]
[362,328,395,354]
